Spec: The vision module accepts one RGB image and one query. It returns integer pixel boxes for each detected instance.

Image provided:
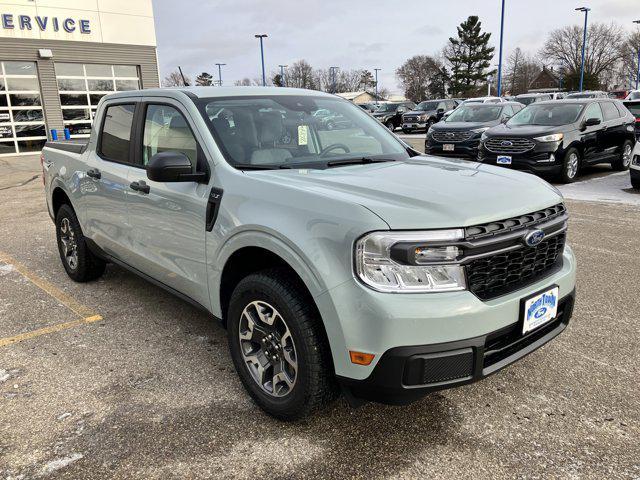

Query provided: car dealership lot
[1,156,639,479]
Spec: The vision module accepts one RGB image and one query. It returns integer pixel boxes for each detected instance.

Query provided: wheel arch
[51,186,73,218]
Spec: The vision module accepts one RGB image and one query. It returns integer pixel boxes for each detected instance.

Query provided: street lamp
[215,63,226,86]
[278,64,287,87]
[374,68,381,104]
[575,7,590,92]
[329,66,339,93]
[254,34,268,86]
[633,20,640,90]
[496,0,506,97]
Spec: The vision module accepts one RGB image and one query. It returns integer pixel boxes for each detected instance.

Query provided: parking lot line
[0,251,102,347]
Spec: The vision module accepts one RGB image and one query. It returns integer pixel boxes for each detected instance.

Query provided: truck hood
[488,123,565,137]
[246,156,563,230]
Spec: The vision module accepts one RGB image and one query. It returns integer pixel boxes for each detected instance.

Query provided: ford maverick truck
[42,87,577,420]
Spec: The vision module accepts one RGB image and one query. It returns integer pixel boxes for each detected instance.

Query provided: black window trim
[96,100,139,166]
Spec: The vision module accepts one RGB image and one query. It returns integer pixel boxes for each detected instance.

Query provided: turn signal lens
[349,351,375,366]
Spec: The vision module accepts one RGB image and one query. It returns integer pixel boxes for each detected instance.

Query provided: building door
[0,61,47,156]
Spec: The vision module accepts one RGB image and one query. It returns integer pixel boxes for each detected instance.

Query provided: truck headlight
[534,133,563,142]
[481,132,489,141]
[354,230,467,293]
[419,114,428,121]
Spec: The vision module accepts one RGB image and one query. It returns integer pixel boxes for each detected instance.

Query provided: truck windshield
[446,105,502,122]
[198,96,410,169]
[516,96,538,106]
[375,103,400,112]
[415,101,439,111]
[507,104,584,126]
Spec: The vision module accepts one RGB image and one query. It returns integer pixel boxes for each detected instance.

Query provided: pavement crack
[0,175,40,191]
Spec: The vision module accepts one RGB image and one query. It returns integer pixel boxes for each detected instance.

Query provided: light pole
[575,7,590,92]
[374,68,381,104]
[496,0,506,96]
[329,66,339,93]
[633,20,640,90]
[254,34,268,86]
[215,63,226,86]
[278,64,287,87]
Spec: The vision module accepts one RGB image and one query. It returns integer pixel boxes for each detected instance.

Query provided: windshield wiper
[234,163,291,170]
[326,157,396,168]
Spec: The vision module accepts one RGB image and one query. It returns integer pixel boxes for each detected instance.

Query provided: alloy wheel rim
[567,153,578,178]
[238,300,297,397]
[59,217,78,270]
[623,144,632,167]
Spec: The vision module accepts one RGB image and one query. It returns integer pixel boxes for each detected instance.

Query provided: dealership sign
[1,14,90,34]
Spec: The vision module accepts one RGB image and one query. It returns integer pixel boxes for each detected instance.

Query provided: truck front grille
[403,116,419,123]
[465,204,566,240]
[432,130,474,143]
[484,137,535,154]
[466,232,566,301]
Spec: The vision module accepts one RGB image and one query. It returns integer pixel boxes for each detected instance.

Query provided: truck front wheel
[55,204,106,282]
[227,268,337,420]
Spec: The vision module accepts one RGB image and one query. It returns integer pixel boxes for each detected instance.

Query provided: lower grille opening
[483,295,573,370]
[403,349,474,386]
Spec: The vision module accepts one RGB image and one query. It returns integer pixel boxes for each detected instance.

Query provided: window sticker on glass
[298,125,308,145]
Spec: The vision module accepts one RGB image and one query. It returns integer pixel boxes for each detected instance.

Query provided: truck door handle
[129,180,150,194]
[86,168,101,179]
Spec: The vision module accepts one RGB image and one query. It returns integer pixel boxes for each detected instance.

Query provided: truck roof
[105,86,337,101]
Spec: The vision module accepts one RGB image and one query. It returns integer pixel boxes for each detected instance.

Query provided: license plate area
[497,155,512,165]
[522,286,559,335]
[443,144,455,151]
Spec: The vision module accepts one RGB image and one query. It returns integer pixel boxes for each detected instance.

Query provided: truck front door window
[143,104,198,166]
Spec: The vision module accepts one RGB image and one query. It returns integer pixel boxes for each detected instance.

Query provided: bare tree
[505,48,541,95]
[617,30,640,89]
[396,55,443,102]
[162,70,192,87]
[195,72,213,86]
[314,68,365,93]
[540,22,625,90]
[286,60,317,90]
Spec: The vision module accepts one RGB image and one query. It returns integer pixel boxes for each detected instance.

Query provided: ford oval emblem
[524,229,545,247]
[501,140,513,147]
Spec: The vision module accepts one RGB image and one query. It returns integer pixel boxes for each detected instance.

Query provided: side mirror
[584,117,601,128]
[147,151,204,183]
[437,108,444,114]
[501,115,512,123]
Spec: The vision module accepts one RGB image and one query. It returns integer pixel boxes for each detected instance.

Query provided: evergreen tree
[445,16,496,96]
[272,73,284,87]
[195,72,214,86]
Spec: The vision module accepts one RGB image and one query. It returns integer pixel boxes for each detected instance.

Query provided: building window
[0,61,47,156]
[54,63,141,139]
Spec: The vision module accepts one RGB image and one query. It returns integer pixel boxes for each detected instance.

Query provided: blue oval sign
[524,229,545,247]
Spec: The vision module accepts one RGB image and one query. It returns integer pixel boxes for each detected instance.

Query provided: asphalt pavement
[0,155,639,479]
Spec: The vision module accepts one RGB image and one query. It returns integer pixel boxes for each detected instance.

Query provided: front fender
[209,228,328,318]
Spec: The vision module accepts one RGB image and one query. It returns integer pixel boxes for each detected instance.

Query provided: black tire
[612,140,633,171]
[558,147,581,183]
[385,120,395,131]
[55,204,106,282]
[426,118,435,130]
[227,268,337,420]
[631,175,640,190]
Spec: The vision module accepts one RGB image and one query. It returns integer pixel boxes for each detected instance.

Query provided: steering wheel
[319,143,351,157]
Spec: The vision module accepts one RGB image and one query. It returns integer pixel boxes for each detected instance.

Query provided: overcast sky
[153,0,637,92]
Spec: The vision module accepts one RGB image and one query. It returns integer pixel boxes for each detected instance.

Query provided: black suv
[478,99,636,183]
[425,102,523,158]
[401,99,459,133]
[372,101,416,131]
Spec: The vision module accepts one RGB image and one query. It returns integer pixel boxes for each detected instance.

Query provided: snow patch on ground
[41,453,84,475]
[0,263,15,276]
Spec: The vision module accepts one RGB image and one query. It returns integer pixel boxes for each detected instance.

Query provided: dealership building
[0,0,159,157]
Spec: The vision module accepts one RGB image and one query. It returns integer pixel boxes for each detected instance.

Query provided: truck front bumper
[315,245,577,405]
[338,290,574,405]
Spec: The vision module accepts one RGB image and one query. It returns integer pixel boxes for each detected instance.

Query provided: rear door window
[99,104,136,163]
[600,102,620,121]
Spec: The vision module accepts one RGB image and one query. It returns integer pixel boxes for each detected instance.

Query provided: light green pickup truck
[42,87,576,420]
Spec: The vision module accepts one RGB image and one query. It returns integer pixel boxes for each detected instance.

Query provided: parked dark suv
[401,99,459,133]
[425,102,523,158]
[372,101,416,131]
[478,99,636,183]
